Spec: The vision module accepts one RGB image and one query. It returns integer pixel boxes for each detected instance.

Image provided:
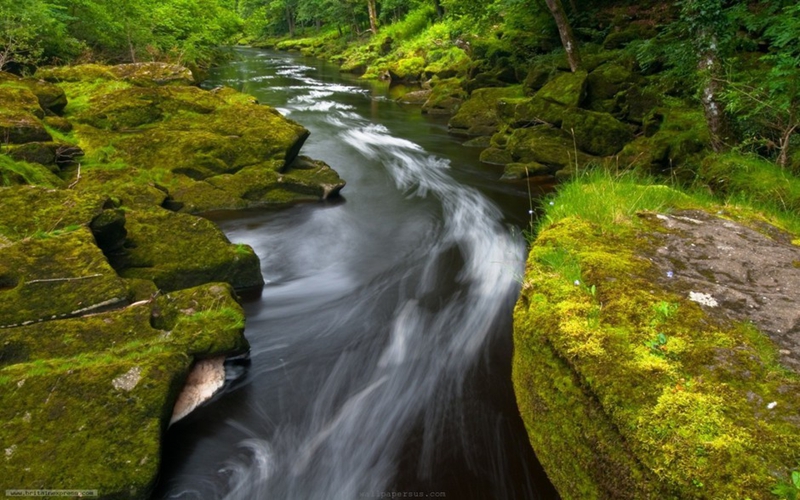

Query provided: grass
[533,165,800,241]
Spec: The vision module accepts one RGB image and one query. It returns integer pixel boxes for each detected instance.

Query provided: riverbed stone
[513,197,800,499]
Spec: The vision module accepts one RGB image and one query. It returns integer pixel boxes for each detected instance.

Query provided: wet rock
[479,147,514,166]
[498,96,567,128]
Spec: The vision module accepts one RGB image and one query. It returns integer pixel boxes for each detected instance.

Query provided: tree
[366,0,378,33]
[0,1,51,71]
[543,0,580,72]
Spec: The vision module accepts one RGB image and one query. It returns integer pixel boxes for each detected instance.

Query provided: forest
[3,0,798,172]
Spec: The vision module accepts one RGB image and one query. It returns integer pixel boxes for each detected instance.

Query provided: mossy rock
[36,64,120,83]
[423,47,471,80]
[173,156,345,213]
[0,85,52,144]
[514,212,800,499]
[0,227,130,328]
[388,56,426,83]
[497,96,567,128]
[0,83,46,118]
[561,108,633,156]
[0,282,246,498]
[398,89,432,105]
[501,161,555,180]
[535,70,588,108]
[0,186,110,241]
[586,63,636,104]
[479,147,514,166]
[0,155,63,187]
[448,85,524,136]
[113,208,263,291]
[22,78,68,115]
[618,86,664,125]
[422,77,466,115]
[505,126,594,168]
[524,67,552,94]
[617,107,709,172]
[108,62,196,87]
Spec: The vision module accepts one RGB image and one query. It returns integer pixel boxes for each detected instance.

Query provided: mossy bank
[513,174,800,499]
[0,62,345,498]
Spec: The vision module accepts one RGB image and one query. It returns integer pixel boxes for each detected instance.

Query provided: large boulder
[112,208,263,292]
[0,86,51,144]
[448,86,524,136]
[514,203,800,499]
[498,96,567,128]
[561,109,633,156]
[535,70,588,108]
[504,126,594,168]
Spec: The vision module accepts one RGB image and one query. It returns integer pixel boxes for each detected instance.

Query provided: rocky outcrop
[513,192,800,499]
[0,62,344,498]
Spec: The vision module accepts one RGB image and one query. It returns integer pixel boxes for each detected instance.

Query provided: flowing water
[155,48,557,500]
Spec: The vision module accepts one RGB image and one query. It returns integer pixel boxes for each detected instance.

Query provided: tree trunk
[433,0,444,20]
[286,5,295,37]
[778,123,797,168]
[698,38,732,152]
[367,0,378,34]
[544,0,581,72]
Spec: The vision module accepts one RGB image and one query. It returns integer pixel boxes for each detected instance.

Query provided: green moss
[535,70,588,108]
[0,228,129,328]
[514,180,800,499]
[388,56,426,82]
[497,96,567,128]
[113,208,263,291]
[448,85,524,136]
[504,125,595,169]
[562,108,633,156]
[0,156,63,188]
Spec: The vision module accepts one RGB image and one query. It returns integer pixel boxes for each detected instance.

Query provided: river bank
[0,61,343,497]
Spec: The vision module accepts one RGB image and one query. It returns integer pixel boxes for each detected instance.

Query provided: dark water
[155,48,557,500]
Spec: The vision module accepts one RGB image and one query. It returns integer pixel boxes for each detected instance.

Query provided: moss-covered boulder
[586,63,635,105]
[421,77,466,115]
[0,85,52,143]
[479,147,514,166]
[498,96,567,128]
[0,282,247,498]
[617,107,709,172]
[112,208,263,291]
[448,85,524,136]
[535,70,588,108]
[388,56,426,83]
[501,161,555,180]
[562,108,633,156]
[514,193,800,499]
[504,126,594,168]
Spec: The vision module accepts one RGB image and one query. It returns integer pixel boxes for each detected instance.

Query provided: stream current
[155,48,558,500]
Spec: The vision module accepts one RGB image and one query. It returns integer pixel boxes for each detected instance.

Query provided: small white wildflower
[573,280,581,286]
[767,401,777,410]
[666,271,674,278]
[549,201,555,206]
[528,210,534,215]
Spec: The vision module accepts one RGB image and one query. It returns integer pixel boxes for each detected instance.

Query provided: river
[154,47,558,500]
